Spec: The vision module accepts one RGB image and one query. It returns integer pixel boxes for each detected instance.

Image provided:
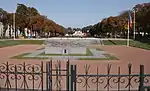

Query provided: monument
[21,38,108,60]
[45,39,87,54]
[44,38,99,54]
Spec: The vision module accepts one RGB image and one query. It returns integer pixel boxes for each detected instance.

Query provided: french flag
[128,10,133,28]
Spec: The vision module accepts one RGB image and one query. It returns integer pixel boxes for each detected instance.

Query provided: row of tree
[82,2,150,39]
[65,27,82,34]
[0,4,65,38]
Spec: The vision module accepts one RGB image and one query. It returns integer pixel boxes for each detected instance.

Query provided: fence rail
[0,60,150,91]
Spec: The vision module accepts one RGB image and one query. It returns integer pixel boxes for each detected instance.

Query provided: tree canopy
[0,3,65,38]
[82,2,150,38]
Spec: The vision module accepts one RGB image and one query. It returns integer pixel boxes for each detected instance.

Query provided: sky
[0,0,149,28]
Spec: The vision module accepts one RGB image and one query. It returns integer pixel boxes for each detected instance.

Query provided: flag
[128,10,133,28]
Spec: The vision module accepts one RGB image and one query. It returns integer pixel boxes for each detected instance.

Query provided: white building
[73,31,85,37]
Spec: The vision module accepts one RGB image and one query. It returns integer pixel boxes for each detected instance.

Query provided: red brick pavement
[0,45,150,90]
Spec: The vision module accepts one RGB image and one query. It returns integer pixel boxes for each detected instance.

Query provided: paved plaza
[0,38,149,91]
[0,44,150,76]
[0,44,150,90]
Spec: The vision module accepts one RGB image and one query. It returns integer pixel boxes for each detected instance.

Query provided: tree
[15,3,64,37]
[133,2,150,38]
[66,27,74,34]
[0,8,11,37]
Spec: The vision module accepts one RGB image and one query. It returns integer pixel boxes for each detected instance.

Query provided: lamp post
[13,4,17,40]
[13,12,15,40]
[133,9,136,40]
[127,17,130,47]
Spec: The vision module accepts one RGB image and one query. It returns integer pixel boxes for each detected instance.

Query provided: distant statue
[64,49,67,54]
[0,22,4,38]
[5,25,10,38]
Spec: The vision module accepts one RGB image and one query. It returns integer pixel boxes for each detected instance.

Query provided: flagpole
[13,11,15,40]
[133,9,135,40]
[127,19,130,47]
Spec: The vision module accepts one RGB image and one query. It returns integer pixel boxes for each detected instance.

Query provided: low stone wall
[45,47,62,54]
[68,47,86,54]
[45,47,86,54]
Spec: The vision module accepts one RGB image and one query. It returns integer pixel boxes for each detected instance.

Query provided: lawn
[0,40,44,48]
[103,40,127,45]
[0,39,150,50]
[129,40,150,50]
[79,54,119,60]
[103,40,150,50]
[11,53,47,60]
[96,48,103,51]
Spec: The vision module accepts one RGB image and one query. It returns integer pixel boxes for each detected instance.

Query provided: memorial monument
[44,38,99,54]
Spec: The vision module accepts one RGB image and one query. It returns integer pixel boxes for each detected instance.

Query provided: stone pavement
[24,48,106,60]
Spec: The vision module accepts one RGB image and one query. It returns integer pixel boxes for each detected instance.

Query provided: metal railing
[0,60,150,91]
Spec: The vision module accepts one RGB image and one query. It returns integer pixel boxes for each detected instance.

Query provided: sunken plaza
[23,38,108,60]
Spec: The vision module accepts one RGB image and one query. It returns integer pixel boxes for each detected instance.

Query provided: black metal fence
[0,62,44,91]
[0,60,150,91]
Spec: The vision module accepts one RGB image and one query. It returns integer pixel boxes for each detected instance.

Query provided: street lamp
[13,5,17,40]
[13,12,15,40]
[132,8,136,40]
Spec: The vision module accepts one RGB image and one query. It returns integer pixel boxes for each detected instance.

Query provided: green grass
[104,54,119,60]
[0,39,149,50]
[40,48,93,56]
[79,54,119,60]
[0,40,44,48]
[129,40,150,50]
[86,48,93,56]
[17,40,44,45]
[103,40,150,50]
[96,48,103,51]
[11,53,47,60]
[103,40,127,45]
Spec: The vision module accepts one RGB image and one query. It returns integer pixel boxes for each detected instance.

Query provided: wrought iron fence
[75,64,150,91]
[0,62,44,91]
[0,60,150,91]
